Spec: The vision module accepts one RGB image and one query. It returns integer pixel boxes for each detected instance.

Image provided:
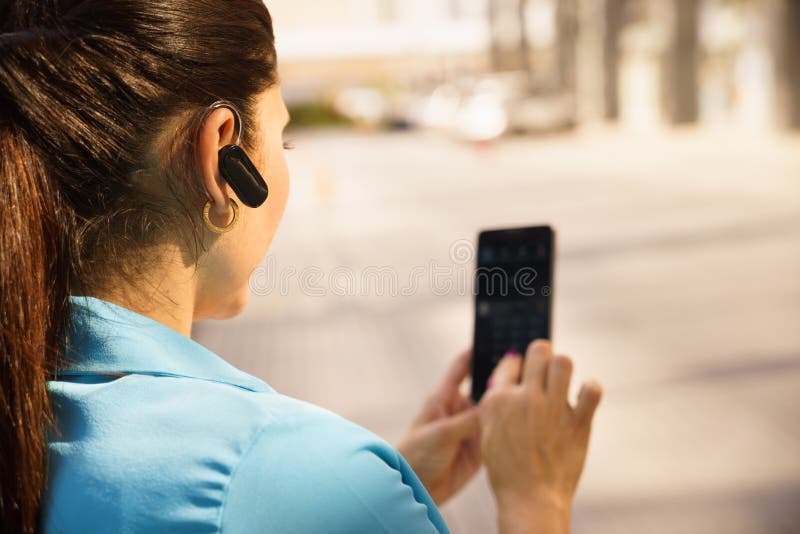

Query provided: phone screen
[471,226,554,403]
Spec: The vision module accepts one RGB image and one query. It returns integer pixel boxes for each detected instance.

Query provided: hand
[396,349,481,506]
[479,341,602,534]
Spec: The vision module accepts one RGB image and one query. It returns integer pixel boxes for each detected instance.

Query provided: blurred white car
[411,71,576,141]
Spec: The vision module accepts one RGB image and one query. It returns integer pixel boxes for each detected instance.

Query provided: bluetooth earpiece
[207,100,269,208]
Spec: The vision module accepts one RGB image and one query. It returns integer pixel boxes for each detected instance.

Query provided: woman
[0,1,602,533]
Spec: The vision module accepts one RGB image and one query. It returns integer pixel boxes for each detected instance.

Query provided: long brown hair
[0,1,278,531]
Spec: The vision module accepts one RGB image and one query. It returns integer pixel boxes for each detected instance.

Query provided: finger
[437,349,472,397]
[489,351,523,389]
[441,391,472,420]
[575,380,603,426]
[442,407,481,440]
[465,432,481,462]
[522,339,553,391]
[454,394,471,414]
[546,354,573,404]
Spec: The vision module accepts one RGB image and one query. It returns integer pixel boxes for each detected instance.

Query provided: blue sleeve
[220,404,450,534]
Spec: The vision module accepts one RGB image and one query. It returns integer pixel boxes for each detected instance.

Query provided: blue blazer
[43,296,449,533]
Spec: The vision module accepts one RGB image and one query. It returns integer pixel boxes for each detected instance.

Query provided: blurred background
[194,1,800,532]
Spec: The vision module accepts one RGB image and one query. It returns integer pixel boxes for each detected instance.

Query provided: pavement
[193,126,800,534]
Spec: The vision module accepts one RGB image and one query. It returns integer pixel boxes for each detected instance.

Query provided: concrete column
[776,0,800,128]
[667,0,700,124]
[604,0,626,120]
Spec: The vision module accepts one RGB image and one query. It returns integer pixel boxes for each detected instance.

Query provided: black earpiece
[206,99,269,209]
[218,144,269,208]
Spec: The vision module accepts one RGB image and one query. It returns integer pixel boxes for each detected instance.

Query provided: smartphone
[470,225,555,403]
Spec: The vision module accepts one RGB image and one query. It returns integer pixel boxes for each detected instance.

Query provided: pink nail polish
[487,377,494,389]
[503,350,520,359]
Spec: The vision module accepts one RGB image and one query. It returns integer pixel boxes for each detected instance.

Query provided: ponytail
[0,126,71,533]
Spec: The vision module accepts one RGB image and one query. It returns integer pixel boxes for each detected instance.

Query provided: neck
[97,290,195,338]
[84,247,198,337]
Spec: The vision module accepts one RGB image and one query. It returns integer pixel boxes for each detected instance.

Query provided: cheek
[244,143,288,254]
[259,145,290,233]
[267,147,290,206]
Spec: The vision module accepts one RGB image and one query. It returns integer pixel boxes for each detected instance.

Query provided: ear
[197,107,238,217]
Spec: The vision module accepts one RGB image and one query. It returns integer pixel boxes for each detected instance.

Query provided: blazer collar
[57,295,272,393]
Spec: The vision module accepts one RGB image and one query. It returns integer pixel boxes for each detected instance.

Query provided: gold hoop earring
[203,198,240,234]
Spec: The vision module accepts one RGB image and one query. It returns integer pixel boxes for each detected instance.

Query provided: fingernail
[503,350,521,359]
[487,377,494,389]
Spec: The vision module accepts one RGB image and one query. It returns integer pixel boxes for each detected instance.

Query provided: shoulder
[46,374,448,534]
[220,393,449,534]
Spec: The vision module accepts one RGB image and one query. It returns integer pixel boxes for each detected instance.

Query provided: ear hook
[202,99,270,209]
[207,99,243,146]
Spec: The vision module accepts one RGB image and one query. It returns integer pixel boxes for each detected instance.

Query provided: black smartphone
[470,225,555,403]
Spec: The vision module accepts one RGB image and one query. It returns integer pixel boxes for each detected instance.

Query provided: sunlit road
[194,127,800,534]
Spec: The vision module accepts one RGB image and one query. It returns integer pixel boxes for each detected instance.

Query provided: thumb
[442,407,480,440]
